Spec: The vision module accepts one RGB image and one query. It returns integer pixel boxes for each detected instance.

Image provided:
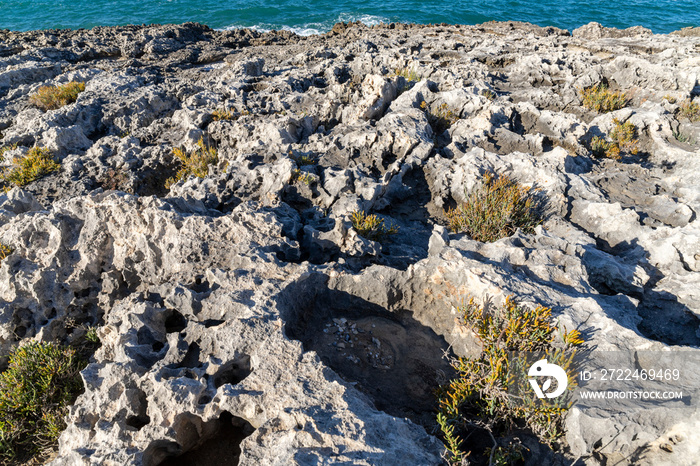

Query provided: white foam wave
[218,13,391,36]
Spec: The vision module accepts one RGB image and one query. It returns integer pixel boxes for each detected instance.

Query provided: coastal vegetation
[579,83,628,113]
[290,169,315,185]
[29,82,85,111]
[677,99,700,122]
[0,244,12,264]
[436,296,583,465]
[445,173,543,242]
[0,147,60,189]
[164,138,221,189]
[0,342,87,463]
[350,210,399,241]
[420,101,460,135]
[589,118,639,160]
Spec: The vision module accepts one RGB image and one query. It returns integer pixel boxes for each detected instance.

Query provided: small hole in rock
[153,412,255,466]
[164,310,187,333]
[126,414,151,430]
[213,355,252,388]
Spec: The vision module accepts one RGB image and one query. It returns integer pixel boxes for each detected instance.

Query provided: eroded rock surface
[1,20,699,465]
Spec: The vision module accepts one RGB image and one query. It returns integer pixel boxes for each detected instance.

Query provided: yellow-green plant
[436,296,583,464]
[677,99,700,122]
[29,82,85,111]
[0,342,86,462]
[394,67,420,82]
[164,138,220,189]
[290,169,315,186]
[0,244,13,263]
[445,173,543,242]
[589,118,639,160]
[0,143,18,159]
[579,83,628,113]
[1,147,60,188]
[480,89,497,101]
[211,108,250,121]
[420,101,459,134]
[609,118,639,154]
[350,210,398,241]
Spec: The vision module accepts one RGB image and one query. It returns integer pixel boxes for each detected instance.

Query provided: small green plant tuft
[0,341,86,462]
[480,89,497,101]
[289,150,317,166]
[290,169,315,186]
[0,147,60,189]
[165,138,220,190]
[0,143,18,160]
[420,101,459,135]
[394,67,420,82]
[579,83,628,113]
[29,82,85,111]
[350,210,399,242]
[663,94,677,104]
[436,296,583,464]
[589,118,639,160]
[211,108,250,121]
[446,173,543,242]
[677,99,700,122]
[673,130,695,145]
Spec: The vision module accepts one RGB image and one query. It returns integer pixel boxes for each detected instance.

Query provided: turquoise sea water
[0,0,698,34]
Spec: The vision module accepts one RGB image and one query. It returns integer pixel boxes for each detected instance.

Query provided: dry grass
[445,173,543,242]
[579,83,628,113]
[29,82,85,111]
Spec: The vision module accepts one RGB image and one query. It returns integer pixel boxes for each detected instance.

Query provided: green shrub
[579,83,628,113]
[590,136,620,160]
[350,210,398,241]
[589,118,639,160]
[445,173,543,242]
[1,147,60,188]
[0,342,86,462]
[677,99,700,122]
[420,100,459,135]
[436,296,583,464]
[165,138,220,190]
[29,82,85,111]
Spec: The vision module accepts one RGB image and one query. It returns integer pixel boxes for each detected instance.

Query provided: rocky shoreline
[0,20,699,465]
